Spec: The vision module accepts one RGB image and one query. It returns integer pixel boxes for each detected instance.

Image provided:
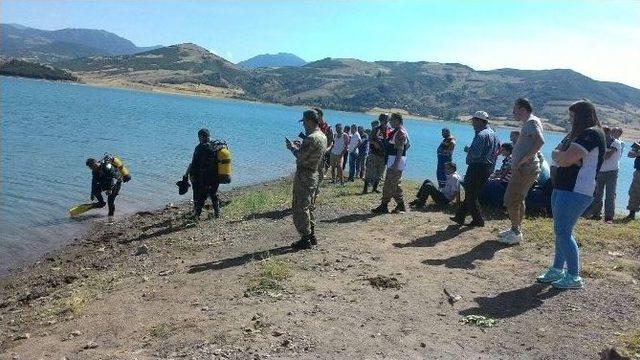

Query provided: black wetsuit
[91,163,122,216]
[190,141,222,217]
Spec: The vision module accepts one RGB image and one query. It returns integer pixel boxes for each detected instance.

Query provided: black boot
[308,233,318,246]
[362,181,369,195]
[372,181,381,193]
[391,201,407,214]
[409,199,425,209]
[371,202,389,214]
[213,197,220,218]
[627,211,636,220]
[291,235,313,250]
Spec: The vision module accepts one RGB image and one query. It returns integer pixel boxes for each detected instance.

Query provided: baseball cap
[299,109,319,123]
[198,128,210,137]
[471,111,490,122]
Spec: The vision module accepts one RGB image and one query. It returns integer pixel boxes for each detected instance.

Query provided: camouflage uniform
[381,127,408,204]
[293,129,328,237]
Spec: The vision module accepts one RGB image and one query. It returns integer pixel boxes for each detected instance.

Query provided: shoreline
[1,178,638,358]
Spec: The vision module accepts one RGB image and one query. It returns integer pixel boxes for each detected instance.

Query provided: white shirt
[331,133,348,155]
[348,131,361,153]
[443,173,461,201]
[600,138,622,172]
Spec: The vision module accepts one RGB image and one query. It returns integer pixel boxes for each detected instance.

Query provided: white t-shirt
[600,138,622,172]
[443,173,461,201]
[331,133,349,155]
[348,132,361,153]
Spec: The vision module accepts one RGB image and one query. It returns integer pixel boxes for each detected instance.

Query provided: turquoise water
[0,76,636,273]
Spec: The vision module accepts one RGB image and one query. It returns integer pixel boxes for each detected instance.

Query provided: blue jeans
[348,151,358,180]
[551,189,593,276]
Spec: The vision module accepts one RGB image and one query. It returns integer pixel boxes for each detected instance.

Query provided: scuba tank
[104,154,131,182]
[216,144,232,184]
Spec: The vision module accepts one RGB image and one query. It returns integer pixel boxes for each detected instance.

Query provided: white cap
[472,111,490,122]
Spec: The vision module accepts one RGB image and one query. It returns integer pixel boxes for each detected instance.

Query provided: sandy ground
[1,179,639,359]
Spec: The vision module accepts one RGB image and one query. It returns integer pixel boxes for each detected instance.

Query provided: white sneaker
[498,228,512,238]
[498,230,522,245]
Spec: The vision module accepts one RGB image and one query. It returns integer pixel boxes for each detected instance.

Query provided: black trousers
[416,179,449,205]
[455,163,493,223]
[192,176,220,216]
[95,181,121,216]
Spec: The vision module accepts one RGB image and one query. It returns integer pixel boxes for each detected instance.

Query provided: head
[442,128,451,139]
[568,100,600,139]
[371,120,380,131]
[85,158,99,171]
[379,113,390,127]
[603,126,611,139]
[444,162,457,175]
[513,98,533,122]
[350,124,358,133]
[198,128,210,144]
[510,130,520,144]
[390,113,403,128]
[335,123,343,135]
[313,107,324,123]
[613,127,623,139]
[500,142,513,157]
[300,109,320,132]
[471,111,489,131]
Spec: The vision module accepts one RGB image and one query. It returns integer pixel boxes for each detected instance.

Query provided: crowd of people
[84,97,639,291]
[284,98,639,290]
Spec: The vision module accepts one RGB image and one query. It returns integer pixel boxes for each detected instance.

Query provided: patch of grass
[367,275,402,290]
[582,262,608,279]
[246,258,292,296]
[149,323,176,338]
[41,292,88,317]
[619,330,640,359]
[460,315,498,328]
[522,217,640,253]
[225,181,291,220]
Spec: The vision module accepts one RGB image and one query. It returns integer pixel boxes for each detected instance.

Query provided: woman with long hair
[537,100,606,289]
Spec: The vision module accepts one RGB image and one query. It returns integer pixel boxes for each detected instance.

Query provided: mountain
[0,24,163,63]
[56,43,248,90]
[237,53,306,69]
[0,58,77,81]
[49,45,640,128]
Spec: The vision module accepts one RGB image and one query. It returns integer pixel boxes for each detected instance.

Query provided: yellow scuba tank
[110,156,131,182]
[217,146,231,184]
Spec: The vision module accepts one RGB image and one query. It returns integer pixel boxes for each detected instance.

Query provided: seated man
[489,143,513,183]
[409,162,461,209]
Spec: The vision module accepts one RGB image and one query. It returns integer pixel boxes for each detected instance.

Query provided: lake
[1,76,636,274]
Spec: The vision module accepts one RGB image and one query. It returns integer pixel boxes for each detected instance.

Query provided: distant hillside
[56,43,248,90]
[0,58,77,81]
[0,24,163,63]
[237,52,307,69]
[50,44,640,128]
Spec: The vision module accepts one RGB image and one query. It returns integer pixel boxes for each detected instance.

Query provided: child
[490,143,513,183]
[409,162,461,209]
[329,123,349,185]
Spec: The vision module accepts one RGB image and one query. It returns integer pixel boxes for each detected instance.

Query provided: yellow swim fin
[69,203,98,217]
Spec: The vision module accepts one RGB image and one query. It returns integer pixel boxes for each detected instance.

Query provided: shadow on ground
[394,225,472,248]
[423,240,508,269]
[187,245,297,273]
[230,208,292,224]
[321,212,377,224]
[459,283,563,319]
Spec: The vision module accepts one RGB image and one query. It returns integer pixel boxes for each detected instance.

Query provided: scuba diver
[86,157,124,217]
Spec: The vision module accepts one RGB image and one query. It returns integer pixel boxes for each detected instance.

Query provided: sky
[2,0,640,88]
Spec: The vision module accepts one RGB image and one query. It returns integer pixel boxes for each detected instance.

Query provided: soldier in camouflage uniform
[286,110,328,249]
[372,113,409,214]
[363,113,391,194]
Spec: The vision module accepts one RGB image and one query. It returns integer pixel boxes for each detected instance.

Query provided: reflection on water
[1,76,636,273]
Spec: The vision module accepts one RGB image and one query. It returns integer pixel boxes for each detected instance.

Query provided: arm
[627,149,640,158]
[604,147,617,160]
[516,131,544,169]
[552,143,586,167]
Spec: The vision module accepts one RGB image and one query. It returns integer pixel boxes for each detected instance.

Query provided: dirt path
[1,179,639,359]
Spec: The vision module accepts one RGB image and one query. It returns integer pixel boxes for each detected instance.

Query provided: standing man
[86,157,122,217]
[347,124,361,181]
[372,113,409,214]
[313,107,333,184]
[363,114,391,194]
[627,142,640,220]
[357,126,369,179]
[584,126,622,223]
[451,111,499,227]
[185,128,223,219]
[499,98,545,244]
[436,128,456,188]
[286,110,328,249]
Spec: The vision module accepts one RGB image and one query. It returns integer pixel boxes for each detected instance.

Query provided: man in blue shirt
[451,111,499,227]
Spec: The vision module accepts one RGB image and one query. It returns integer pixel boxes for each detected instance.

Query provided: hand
[516,158,528,170]
[293,140,302,146]
[285,138,293,150]
[105,189,112,196]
